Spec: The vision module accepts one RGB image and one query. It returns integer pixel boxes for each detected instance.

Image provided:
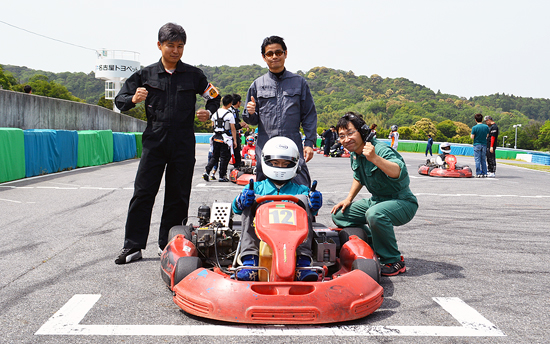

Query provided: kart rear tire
[352,258,380,284]
[174,256,202,286]
[339,227,368,244]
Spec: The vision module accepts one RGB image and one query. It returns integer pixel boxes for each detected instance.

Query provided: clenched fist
[132,87,148,104]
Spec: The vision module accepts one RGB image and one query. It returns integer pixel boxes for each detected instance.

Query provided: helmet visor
[264,155,298,168]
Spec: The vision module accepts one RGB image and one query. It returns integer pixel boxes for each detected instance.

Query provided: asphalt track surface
[1,143,549,344]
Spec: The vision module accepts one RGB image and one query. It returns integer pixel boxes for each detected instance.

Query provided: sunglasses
[264,50,285,58]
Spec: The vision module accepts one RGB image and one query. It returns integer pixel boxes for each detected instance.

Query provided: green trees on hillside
[3,62,550,151]
[0,66,18,89]
[2,67,84,103]
[18,75,84,102]
[3,65,105,103]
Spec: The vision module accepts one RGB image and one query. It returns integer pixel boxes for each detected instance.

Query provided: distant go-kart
[230,150,257,185]
[418,154,473,178]
[329,142,350,158]
[160,188,383,324]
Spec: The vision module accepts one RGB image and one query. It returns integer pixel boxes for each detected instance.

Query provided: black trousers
[487,147,496,173]
[234,133,242,167]
[324,140,333,155]
[206,140,230,178]
[124,126,195,250]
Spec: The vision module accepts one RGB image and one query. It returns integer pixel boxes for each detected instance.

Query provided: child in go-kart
[241,135,256,159]
[427,142,451,168]
[231,136,322,282]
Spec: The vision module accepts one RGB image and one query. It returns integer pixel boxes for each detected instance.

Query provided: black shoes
[218,177,229,182]
[202,172,209,181]
[381,256,406,276]
[115,248,142,265]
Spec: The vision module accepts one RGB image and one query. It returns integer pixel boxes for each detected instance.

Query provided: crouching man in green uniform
[331,112,418,276]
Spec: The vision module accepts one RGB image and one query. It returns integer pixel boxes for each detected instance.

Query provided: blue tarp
[532,154,550,165]
[56,130,78,171]
[195,133,212,144]
[440,145,474,156]
[24,129,60,177]
[113,132,137,162]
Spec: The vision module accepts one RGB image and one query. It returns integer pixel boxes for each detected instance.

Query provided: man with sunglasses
[330,112,418,276]
[244,36,317,187]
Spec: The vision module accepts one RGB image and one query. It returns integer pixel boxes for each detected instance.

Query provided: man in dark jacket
[114,22,220,264]
[244,36,317,187]
[323,126,337,156]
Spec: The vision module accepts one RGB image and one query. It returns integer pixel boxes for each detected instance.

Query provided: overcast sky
[2,0,549,99]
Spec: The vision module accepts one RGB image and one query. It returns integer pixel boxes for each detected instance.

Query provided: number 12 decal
[269,209,296,225]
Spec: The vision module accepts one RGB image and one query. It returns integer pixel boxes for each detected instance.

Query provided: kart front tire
[352,258,380,284]
[168,225,192,242]
[174,256,202,286]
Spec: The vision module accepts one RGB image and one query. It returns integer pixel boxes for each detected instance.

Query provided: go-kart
[329,142,350,158]
[230,151,257,185]
[160,189,383,324]
[418,154,473,178]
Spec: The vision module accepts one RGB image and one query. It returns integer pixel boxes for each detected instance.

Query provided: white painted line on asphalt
[196,184,242,188]
[1,186,131,190]
[0,198,21,203]
[416,193,550,198]
[35,295,505,337]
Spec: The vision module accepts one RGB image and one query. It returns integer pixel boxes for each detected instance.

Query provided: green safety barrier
[77,130,114,167]
[495,150,518,159]
[0,128,26,183]
[131,132,143,158]
[395,142,418,152]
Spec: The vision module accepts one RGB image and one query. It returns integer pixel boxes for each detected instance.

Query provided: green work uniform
[332,138,418,264]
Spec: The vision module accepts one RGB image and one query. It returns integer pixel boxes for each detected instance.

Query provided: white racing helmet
[441,142,451,153]
[261,136,299,182]
[391,125,398,131]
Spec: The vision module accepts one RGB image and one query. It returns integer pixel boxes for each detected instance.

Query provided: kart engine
[192,203,240,269]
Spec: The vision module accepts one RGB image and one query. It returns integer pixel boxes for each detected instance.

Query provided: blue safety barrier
[532,154,550,165]
[56,130,78,171]
[195,133,213,144]
[113,132,137,162]
[24,129,60,177]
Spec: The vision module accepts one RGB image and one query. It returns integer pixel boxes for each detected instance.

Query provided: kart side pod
[160,235,198,290]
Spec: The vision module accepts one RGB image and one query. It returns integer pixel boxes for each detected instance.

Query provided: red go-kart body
[418,154,473,178]
[229,169,256,185]
[161,195,383,324]
[230,151,256,185]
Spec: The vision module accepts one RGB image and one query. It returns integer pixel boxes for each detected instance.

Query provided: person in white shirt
[203,95,237,182]
[389,125,399,150]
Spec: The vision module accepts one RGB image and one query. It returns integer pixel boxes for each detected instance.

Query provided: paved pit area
[1,144,548,343]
